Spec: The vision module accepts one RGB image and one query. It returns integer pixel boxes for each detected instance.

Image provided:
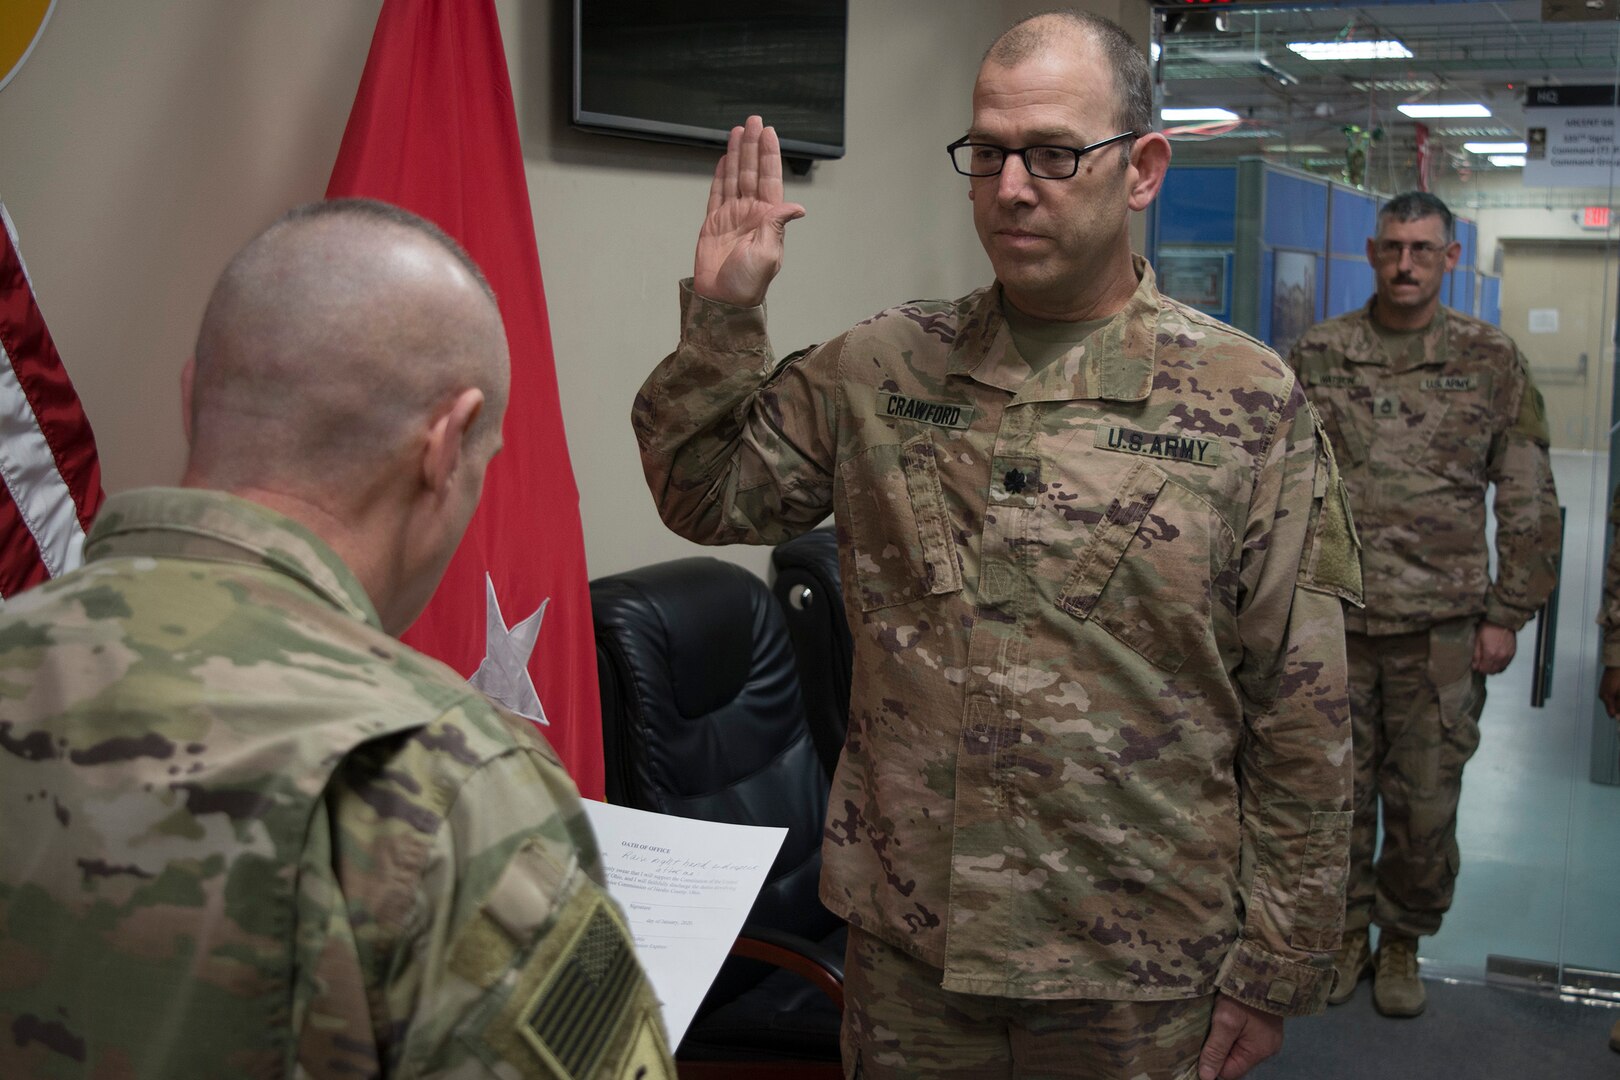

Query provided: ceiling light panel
[1397,103,1492,118]
[1162,107,1241,121]
[1287,40,1414,62]
[1464,141,1529,154]
[1351,79,1440,93]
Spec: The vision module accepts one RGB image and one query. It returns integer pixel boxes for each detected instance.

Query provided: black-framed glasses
[946,132,1136,179]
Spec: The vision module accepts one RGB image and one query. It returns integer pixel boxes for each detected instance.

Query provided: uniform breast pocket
[1419,395,1493,486]
[838,432,964,612]
[1055,460,1231,672]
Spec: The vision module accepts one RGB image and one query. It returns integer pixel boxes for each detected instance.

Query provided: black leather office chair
[591,557,845,1076]
[769,527,852,780]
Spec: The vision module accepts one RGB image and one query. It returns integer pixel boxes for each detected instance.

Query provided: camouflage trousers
[840,927,1214,1080]
[1345,619,1485,939]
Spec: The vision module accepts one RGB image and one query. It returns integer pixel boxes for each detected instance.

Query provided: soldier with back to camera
[0,198,675,1079]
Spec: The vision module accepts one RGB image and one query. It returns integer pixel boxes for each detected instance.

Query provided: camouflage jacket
[635,260,1358,1016]
[1288,302,1561,635]
[1601,487,1620,667]
[0,488,673,1080]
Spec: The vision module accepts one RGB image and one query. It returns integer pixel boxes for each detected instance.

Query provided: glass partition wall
[1150,0,1620,1013]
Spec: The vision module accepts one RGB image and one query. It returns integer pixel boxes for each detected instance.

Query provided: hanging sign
[1524,84,1620,188]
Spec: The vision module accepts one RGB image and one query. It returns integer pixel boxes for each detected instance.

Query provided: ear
[1444,240,1462,273]
[420,388,486,495]
[180,356,197,445]
[1126,132,1172,212]
[1366,237,1378,269]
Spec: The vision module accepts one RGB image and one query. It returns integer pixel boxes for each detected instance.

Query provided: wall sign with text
[1524,84,1620,188]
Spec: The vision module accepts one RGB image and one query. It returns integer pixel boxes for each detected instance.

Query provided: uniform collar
[84,488,381,629]
[945,255,1161,404]
[1346,298,1450,372]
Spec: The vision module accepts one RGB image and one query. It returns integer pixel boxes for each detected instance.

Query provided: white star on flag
[468,572,550,725]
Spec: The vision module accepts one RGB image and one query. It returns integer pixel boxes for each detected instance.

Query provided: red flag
[328,0,604,798]
[0,202,105,599]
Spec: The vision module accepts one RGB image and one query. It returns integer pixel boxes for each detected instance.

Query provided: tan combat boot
[1372,933,1426,1017]
[1328,928,1372,1005]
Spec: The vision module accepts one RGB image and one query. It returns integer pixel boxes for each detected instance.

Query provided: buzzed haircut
[986,9,1153,139]
[188,197,509,497]
[1379,191,1455,244]
[281,198,497,305]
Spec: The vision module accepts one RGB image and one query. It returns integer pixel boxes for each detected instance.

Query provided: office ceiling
[1156,0,1620,181]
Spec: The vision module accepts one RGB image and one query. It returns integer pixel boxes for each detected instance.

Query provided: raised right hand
[693,115,806,308]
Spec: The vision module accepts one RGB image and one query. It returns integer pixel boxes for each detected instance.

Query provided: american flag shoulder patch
[518,895,661,1077]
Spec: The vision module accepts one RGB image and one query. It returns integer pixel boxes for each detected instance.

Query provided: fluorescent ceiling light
[1265,143,1329,153]
[1464,141,1528,154]
[1489,155,1527,167]
[1287,40,1413,61]
[1397,103,1492,118]
[1162,107,1239,122]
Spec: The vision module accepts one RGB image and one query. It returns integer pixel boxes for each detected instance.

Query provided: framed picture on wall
[1158,248,1231,317]
[1271,249,1317,358]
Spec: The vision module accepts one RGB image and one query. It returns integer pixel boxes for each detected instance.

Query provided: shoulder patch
[1514,382,1551,445]
[1299,405,1363,605]
[520,899,657,1077]
[449,847,674,1078]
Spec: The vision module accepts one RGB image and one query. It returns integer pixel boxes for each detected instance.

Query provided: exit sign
[1583,206,1612,228]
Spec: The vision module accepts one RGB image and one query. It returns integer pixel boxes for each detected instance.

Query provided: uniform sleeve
[1599,487,1620,667]
[1215,380,1355,1018]
[300,711,676,1080]
[1484,350,1561,630]
[632,280,840,545]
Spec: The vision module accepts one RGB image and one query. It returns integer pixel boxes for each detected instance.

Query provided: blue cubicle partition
[1151,165,1239,324]
[1148,159,1488,351]
[1478,274,1501,326]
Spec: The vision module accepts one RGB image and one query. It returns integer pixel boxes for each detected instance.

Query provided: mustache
[1392,275,1419,286]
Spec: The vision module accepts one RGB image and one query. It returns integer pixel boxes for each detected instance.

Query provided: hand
[693,115,806,308]
[1198,995,1283,1080]
[1600,667,1620,719]
[1472,621,1517,675]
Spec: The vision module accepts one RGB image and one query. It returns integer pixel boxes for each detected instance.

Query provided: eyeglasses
[946,132,1136,179]
[1372,239,1450,263]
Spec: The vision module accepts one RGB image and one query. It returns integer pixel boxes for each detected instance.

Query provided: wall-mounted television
[572,0,848,169]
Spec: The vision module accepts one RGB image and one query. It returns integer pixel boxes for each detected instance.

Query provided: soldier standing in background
[0,199,674,1079]
[1289,191,1562,1019]
[636,10,1358,1079]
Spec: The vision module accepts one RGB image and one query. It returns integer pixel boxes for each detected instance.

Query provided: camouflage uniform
[636,260,1359,1029]
[1289,301,1560,939]
[1600,486,1620,667]
[0,488,673,1080]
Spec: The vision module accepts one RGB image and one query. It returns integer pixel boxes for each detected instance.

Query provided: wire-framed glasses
[1372,239,1450,264]
[945,132,1136,179]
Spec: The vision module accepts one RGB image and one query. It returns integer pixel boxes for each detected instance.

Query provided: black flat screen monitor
[572,0,847,163]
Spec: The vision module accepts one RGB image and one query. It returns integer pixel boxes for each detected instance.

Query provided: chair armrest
[731,924,844,1011]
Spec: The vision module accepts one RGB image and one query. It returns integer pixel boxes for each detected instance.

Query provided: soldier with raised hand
[1288,191,1561,1020]
[0,199,674,1079]
[636,10,1357,1080]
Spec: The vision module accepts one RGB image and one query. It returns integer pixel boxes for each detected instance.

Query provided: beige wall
[0,0,1151,582]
